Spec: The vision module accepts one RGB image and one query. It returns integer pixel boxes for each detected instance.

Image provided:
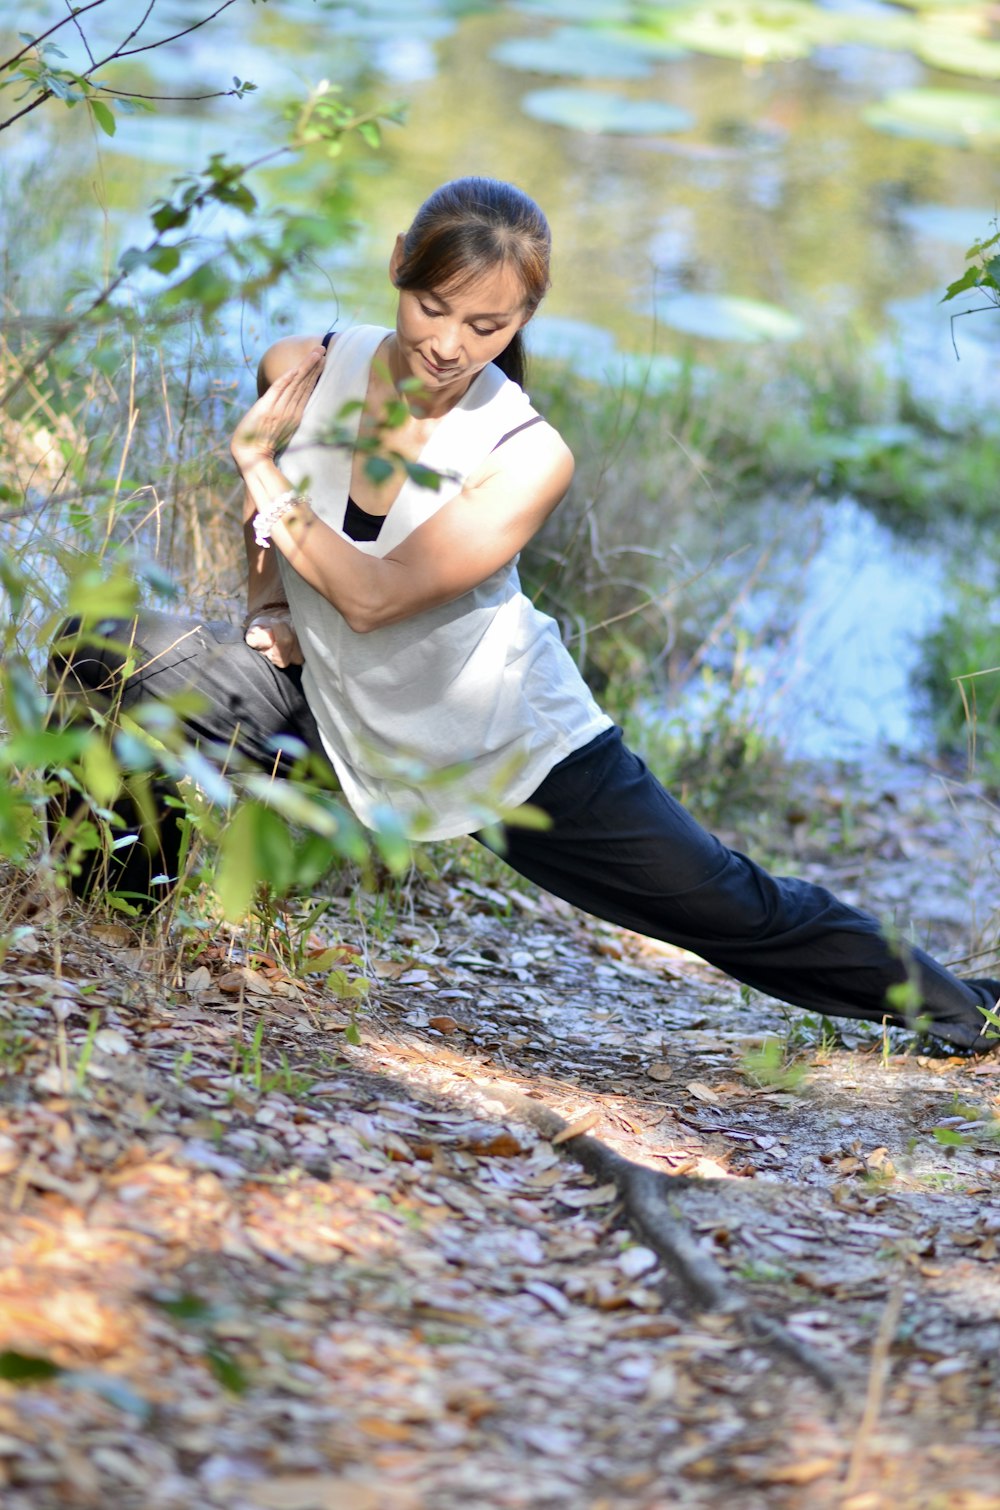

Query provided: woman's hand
[243,608,303,668]
[231,346,326,476]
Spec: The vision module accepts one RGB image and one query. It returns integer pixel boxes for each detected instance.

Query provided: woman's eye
[419,302,440,317]
[472,326,498,338]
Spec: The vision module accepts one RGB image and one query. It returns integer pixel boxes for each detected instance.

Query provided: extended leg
[488,729,996,1051]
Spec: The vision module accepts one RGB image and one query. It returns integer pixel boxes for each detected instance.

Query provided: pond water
[686,493,957,760]
[6,0,1000,759]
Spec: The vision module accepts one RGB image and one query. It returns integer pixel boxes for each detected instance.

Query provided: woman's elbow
[340,602,379,634]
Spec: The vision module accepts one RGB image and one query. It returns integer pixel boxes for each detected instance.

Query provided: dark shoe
[958,978,1000,1053]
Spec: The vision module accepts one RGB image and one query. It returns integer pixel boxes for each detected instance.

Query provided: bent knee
[47,616,141,700]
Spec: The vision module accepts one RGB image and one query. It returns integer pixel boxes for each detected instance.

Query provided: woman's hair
[393,177,551,387]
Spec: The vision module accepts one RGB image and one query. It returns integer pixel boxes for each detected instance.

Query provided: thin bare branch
[116,0,239,59]
[0,0,229,134]
[0,0,109,75]
[96,84,245,102]
[64,0,98,68]
[116,0,157,55]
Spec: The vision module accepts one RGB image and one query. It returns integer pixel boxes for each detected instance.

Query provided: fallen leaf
[523,1280,571,1317]
[647,1061,671,1081]
[754,1456,840,1485]
[555,1183,619,1208]
[218,967,272,995]
[90,923,135,946]
[427,1015,459,1034]
[686,1081,722,1105]
[357,1417,415,1442]
[552,1110,601,1144]
[618,1246,659,1279]
[94,1028,130,1055]
[465,1132,524,1158]
[247,1475,381,1509]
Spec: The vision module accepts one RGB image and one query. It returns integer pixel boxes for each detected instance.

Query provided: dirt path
[0,757,997,1509]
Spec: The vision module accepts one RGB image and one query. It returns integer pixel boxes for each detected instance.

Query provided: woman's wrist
[232,447,277,480]
[251,489,311,549]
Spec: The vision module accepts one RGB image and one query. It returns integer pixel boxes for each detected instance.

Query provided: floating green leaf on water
[521,86,693,134]
[823,11,920,50]
[654,292,804,343]
[888,0,987,9]
[597,22,689,61]
[916,30,1000,80]
[529,314,619,363]
[510,0,634,20]
[492,27,653,79]
[864,88,1000,147]
[668,0,825,62]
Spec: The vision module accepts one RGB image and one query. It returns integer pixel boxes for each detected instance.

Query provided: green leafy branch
[0,81,402,411]
[0,0,259,135]
[941,222,1000,358]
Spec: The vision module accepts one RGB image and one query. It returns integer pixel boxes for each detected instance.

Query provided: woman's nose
[432,323,463,360]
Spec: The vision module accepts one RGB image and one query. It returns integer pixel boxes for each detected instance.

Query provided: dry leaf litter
[0,759,997,1509]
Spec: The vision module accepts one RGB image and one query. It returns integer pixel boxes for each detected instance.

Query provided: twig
[841,1277,906,1496]
[0,0,109,74]
[476,1077,844,1398]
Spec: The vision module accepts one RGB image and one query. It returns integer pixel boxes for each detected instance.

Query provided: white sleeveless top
[278,324,611,839]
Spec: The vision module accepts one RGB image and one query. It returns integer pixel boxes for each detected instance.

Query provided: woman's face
[390,247,531,399]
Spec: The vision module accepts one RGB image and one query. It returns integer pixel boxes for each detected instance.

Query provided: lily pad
[521,86,693,135]
[864,88,1000,147]
[328,13,455,39]
[916,31,1000,80]
[598,22,690,60]
[654,292,804,343]
[529,315,619,363]
[510,0,634,18]
[492,27,653,78]
[669,1,827,62]
[887,0,988,9]
[818,10,919,51]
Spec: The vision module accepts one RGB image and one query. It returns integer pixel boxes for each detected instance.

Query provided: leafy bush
[917,581,1000,787]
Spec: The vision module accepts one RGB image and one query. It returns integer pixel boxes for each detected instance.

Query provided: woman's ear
[388,233,406,286]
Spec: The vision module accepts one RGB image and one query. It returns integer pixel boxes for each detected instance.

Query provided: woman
[59,177,998,1052]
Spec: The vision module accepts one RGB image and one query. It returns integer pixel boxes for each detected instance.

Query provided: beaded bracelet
[251,489,309,549]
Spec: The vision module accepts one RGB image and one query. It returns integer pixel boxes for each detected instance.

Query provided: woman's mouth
[422,353,459,378]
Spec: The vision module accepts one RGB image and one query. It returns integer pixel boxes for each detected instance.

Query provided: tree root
[478,1078,845,1401]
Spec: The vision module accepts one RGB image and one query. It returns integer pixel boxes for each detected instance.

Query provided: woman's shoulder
[256,333,333,394]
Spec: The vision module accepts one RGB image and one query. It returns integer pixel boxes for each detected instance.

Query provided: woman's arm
[232,350,573,636]
[239,337,327,664]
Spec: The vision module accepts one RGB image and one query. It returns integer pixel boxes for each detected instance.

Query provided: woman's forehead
[432,259,529,312]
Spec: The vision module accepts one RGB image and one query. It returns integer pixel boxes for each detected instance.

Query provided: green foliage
[940,221,1000,352]
[0,6,258,138]
[941,228,1000,306]
[976,998,1000,1042]
[916,581,1000,786]
[741,1037,808,1092]
[0,1350,62,1383]
[0,11,411,927]
[149,1292,248,1393]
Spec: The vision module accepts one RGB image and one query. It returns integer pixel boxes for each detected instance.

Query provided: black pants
[50,612,997,1049]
